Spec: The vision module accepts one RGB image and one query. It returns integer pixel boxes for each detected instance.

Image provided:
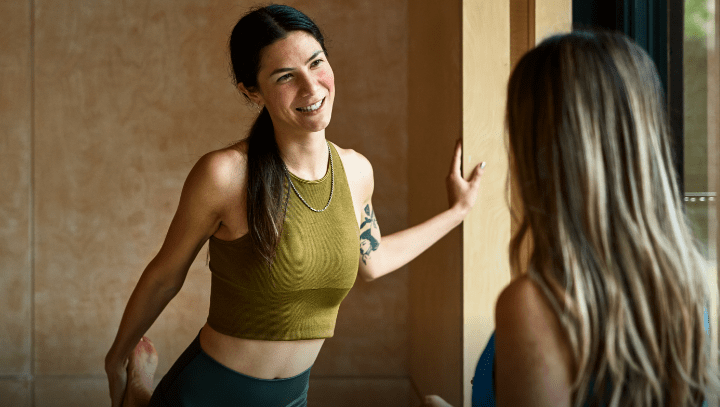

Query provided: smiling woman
[104,4,486,407]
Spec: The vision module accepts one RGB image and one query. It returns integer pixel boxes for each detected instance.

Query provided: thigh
[147,333,203,407]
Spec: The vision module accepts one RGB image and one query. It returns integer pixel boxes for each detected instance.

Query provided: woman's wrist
[447,204,470,226]
[105,349,128,370]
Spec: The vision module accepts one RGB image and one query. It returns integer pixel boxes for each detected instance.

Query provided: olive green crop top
[206,142,360,341]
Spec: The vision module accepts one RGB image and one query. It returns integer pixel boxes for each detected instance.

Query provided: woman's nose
[298,72,321,95]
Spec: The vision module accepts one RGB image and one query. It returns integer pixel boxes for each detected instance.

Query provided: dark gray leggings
[148,332,311,406]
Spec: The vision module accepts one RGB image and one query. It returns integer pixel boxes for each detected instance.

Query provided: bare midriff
[198,322,324,380]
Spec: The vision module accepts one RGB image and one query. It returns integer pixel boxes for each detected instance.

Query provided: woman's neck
[275,130,329,181]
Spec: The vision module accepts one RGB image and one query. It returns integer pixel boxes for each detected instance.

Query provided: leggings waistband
[148,331,312,407]
[197,345,313,382]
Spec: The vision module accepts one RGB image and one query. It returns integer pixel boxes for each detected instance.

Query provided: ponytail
[245,108,289,265]
[230,4,327,265]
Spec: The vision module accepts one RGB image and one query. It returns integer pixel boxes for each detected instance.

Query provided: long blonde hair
[507,31,720,406]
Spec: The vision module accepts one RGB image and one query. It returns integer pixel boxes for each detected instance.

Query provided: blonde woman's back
[502,30,720,407]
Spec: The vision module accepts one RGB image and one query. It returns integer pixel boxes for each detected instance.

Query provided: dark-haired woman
[423,30,720,407]
[104,5,485,407]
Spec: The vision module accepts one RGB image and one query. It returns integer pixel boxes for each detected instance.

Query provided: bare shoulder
[184,140,247,203]
[496,276,555,326]
[495,275,569,354]
[494,275,574,406]
[333,142,373,176]
[331,142,374,200]
[159,141,248,248]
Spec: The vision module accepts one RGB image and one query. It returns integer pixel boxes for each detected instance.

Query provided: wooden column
[461,0,511,405]
[535,0,572,43]
[408,0,463,405]
[409,1,570,405]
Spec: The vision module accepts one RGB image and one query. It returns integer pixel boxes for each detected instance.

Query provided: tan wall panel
[0,0,32,376]
[31,0,408,389]
[408,0,463,405]
[462,0,512,405]
[308,378,414,407]
[35,377,107,407]
[535,0,572,43]
[33,0,242,376]
[0,379,31,407]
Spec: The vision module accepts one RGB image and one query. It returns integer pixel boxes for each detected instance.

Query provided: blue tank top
[471,333,496,406]
[471,331,601,406]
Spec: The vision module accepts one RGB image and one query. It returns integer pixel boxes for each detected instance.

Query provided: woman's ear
[237,83,264,107]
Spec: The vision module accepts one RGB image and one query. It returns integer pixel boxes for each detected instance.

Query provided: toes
[135,337,158,357]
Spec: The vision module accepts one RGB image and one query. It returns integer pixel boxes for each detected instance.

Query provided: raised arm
[104,149,242,407]
[357,140,484,282]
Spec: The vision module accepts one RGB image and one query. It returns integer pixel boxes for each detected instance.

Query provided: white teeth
[297,98,324,112]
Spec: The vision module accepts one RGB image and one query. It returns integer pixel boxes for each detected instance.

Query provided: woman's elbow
[359,268,377,282]
[140,265,186,297]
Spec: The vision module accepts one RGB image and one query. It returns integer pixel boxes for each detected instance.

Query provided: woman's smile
[296,97,325,113]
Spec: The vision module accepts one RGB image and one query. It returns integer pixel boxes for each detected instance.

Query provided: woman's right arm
[104,150,241,406]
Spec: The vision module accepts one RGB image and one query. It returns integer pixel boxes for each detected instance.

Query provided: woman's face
[249,31,335,136]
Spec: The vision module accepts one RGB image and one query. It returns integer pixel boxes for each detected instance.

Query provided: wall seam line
[408,374,423,402]
[0,375,32,380]
[29,0,36,404]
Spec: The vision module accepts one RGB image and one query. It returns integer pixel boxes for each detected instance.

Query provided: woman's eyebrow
[269,50,324,77]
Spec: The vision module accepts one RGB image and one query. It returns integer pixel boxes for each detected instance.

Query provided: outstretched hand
[446,139,484,214]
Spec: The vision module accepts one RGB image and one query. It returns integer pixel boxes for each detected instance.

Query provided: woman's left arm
[358,140,484,282]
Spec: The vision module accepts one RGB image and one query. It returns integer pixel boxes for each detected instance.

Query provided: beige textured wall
[0,0,32,405]
[0,0,410,405]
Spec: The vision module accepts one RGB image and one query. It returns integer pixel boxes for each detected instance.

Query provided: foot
[123,336,158,407]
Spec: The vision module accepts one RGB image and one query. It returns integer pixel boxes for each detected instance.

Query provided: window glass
[684,0,717,272]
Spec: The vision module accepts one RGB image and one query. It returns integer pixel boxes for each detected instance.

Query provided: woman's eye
[277,73,292,82]
[311,59,324,67]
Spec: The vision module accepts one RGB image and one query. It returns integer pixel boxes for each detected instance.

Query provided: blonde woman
[424,31,720,407]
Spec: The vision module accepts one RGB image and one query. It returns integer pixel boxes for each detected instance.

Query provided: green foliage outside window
[685,0,712,39]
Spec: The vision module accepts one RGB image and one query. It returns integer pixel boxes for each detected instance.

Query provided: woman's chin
[303,116,332,133]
